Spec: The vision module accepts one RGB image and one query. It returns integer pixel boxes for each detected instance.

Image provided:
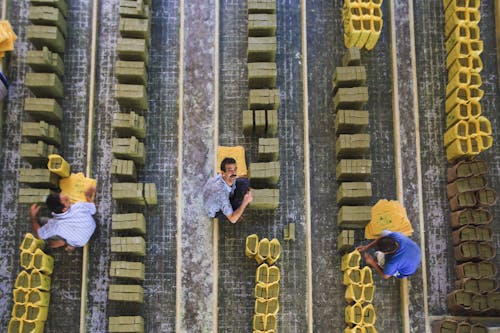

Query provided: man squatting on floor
[203,157,253,223]
[29,186,97,252]
[357,230,422,279]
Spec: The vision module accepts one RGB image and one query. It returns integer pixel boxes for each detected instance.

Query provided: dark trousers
[215,178,250,218]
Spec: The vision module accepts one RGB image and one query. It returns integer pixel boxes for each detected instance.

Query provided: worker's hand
[84,186,96,201]
[363,252,376,266]
[243,190,253,204]
[30,204,40,219]
[356,244,369,253]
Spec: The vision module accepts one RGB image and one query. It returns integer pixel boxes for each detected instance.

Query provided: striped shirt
[203,174,235,218]
[38,202,96,247]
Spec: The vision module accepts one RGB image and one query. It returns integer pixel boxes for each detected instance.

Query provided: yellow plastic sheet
[364,199,414,239]
[217,146,247,176]
[59,172,96,203]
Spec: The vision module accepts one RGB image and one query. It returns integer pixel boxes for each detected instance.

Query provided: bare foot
[64,245,76,253]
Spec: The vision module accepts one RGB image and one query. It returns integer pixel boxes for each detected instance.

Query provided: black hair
[220,157,237,172]
[46,193,65,214]
[376,236,398,253]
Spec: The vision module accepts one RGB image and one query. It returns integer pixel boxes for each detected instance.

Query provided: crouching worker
[29,186,97,252]
[356,230,421,279]
[203,157,253,223]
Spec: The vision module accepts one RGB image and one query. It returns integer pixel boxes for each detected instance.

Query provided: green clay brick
[108,316,144,333]
[112,112,146,138]
[248,62,277,88]
[254,110,266,134]
[27,25,65,53]
[333,87,369,110]
[338,229,355,252]
[248,14,277,37]
[249,189,279,210]
[108,284,144,303]
[249,161,280,187]
[22,121,61,146]
[336,159,372,181]
[247,36,276,62]
[115,84,148,110]
[119,17,150,40]
[144,183,157,206]
[285,223,295,241]
[24,98,63,123]
[335,110,369,133]
[30,0,68,17]
[111,237,146,256]
[119,0,150,19]
[266,109,278,135]
[117,38,148,64]
[25,72,64,98]
[26,47,64,77]
[20,141,58,164]
[342,47,361,67]
[248,0,276,13]
[112,213,146,234]
[111,159,137,181]
[110,261,145,281]
[19,168,59,189]
[115,61,147,85]
[112,182,145,205]
[336,182,372,205]
[249,89,279,110]
[112,136,145,165]
[18,188,52,204]
[332,66,366,91]
[336,134,370,158]
[258,137,279,161]
[338,206,371,228]
[242,110,254,135]
[29,6,67,36]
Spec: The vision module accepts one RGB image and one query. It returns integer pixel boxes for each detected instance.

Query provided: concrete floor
[0,0,499,332]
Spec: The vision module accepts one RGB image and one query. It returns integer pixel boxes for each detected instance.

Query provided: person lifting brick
[203,157,253,223]
[29,186,97,252]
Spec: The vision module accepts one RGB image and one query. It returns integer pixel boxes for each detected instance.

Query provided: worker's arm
[84,186,96,202]
[29,204,42,239]
[226,191,253,223]
[356,238,380,253]
[363,253,391,279]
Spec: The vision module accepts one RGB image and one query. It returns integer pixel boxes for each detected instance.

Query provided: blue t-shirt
[383,232,422,278]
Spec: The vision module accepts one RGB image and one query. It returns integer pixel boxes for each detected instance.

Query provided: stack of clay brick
[333,47,372,238]
[342,0,383,50]
[8,233,54,333]
[243,0,280,211]
[341,250,377,333]
[246,234,281,333]
[18,0,69,204]
[432,318,488,333]
[443,0,493,162]
[108,2,155,332]
[446,160,500,315]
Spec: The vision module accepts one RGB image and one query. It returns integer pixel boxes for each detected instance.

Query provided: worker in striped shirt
[29,186,97,252]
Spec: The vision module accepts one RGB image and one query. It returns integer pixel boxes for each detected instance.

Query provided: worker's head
[221,157,237,185]
[375,236,399,254]
[46,193,71,214]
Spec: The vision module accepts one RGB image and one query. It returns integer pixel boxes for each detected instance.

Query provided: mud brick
[27,25,65,53]
[337,182,372,205]
[250,189,279,209]
[18,188,52,204]
[338,206,371,228]
[249,161,280,187]
[29,6,67,36]
[112,137,145,165]
[19,168,59,189]
[335,110,369,133]
[111,237,146,256]
[116,61,147,85]
[336,134,370,158]
[20,141,58,163]
[242,110,254,135]
[112,213,146,234]
[248,62,277,88]
[333,87,369,110]
[119,0,149,19]
[249,89,279,110]
[26,47,64,77]
[24,98,63,123]
[266,109,278,135]
[248,14,277,37]
[112,182,145,205]
[22,121,61,146]
[109,316,144,333]
[108,284,144,303]
[117,38,148,64]
[258,137,279,161]
[342,47,361,66]
[336,159,372,181]
[111,159,137,181]
[338,230,355,252]
[144,183,157,206]
[248,0,275,13]
[115,84,148,110]
[247,36,276,62]
[112,112,146,138]
[30,0,68,17]
[254,110,266,134]
[110,261,144,280]
[283,222,295,241]
[119,17,150,40]
[25,73,64,98]
[332,66,366,91]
